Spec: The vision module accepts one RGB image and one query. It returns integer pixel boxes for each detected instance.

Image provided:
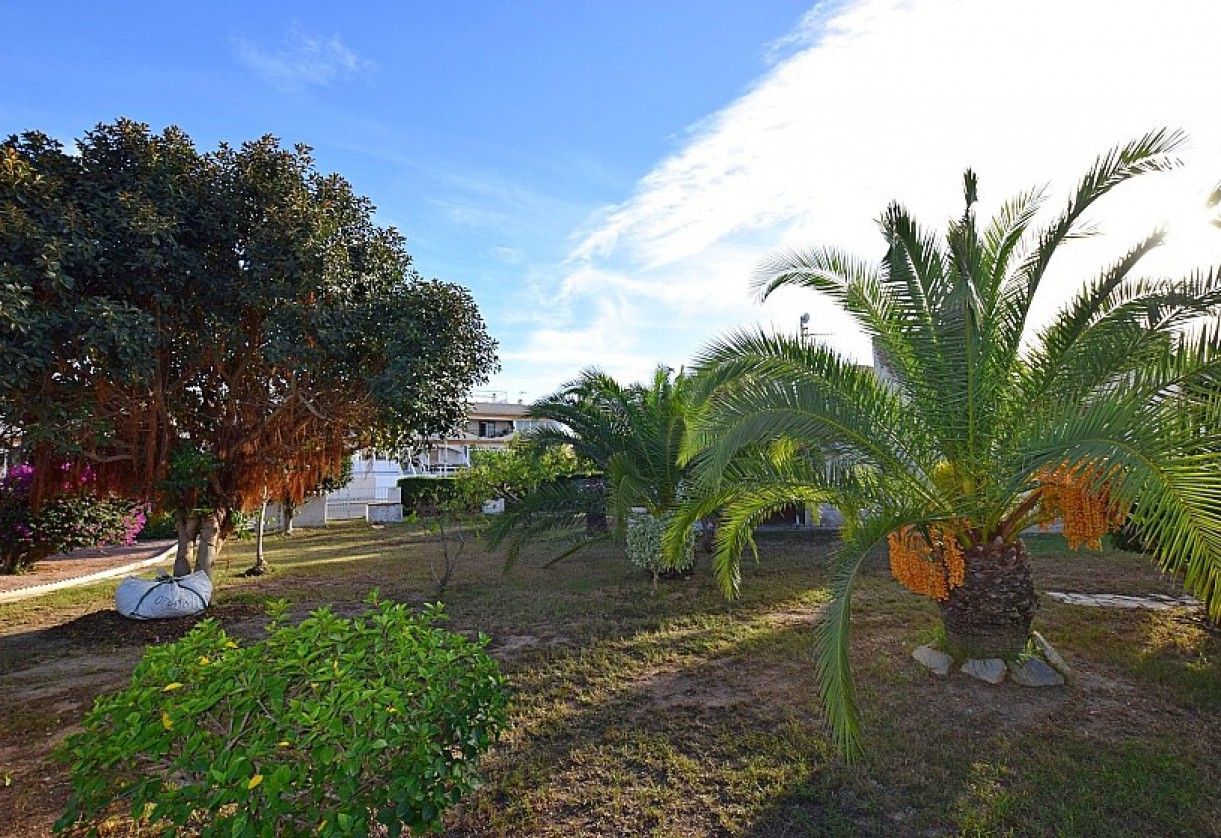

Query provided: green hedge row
[397,476,462,512]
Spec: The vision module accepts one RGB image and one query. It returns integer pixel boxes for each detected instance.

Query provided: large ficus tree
[0,120,497,577]
[669,130,1221,753]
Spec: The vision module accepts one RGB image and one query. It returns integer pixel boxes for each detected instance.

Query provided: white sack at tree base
[116,571,212,620]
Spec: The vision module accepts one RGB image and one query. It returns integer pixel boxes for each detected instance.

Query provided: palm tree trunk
[582,476,608,533]
[938,539,1039,659]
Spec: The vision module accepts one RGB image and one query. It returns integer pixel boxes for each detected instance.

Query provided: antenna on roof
[799,313,830,343]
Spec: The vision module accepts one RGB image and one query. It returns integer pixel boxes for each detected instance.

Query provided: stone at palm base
[1031,631,1072,678]
[961,658,1006,684]
[912,645,953,676]
[1008,657,1065,687]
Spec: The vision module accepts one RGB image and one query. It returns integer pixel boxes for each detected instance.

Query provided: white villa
[405,396,541,475]
[284,394,541,527]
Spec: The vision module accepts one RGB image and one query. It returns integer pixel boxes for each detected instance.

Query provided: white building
[405,394,542,475]
[303,394,543,525]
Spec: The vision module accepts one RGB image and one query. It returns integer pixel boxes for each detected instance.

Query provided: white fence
[326,501,375,521]
[327,486,394,502]
[324,487,404,523]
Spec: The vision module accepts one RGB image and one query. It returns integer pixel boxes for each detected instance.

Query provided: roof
[466,401,531,419]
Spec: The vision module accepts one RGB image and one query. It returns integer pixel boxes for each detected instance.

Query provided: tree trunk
[938,538,1039,659]
[282,500,295,535]
[173,511,202,577]
[698,514,719,554]
[582,476,608,534]
[246,492,270,576]
[195,510,227,580]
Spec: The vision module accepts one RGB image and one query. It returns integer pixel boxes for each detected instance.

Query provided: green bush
[56,597,509,837]
[398,476,463,513]
[626,510,694,577]
[136,508,178,540]
[0,464,149,574]
[454,442,590,507]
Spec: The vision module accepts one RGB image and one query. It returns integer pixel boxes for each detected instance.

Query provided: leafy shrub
[398,476,463,513]
[0,464,147,574]
[56,597,509,837]
[626,509,694,577]
[136,509,178,540]
[454,442,589,507]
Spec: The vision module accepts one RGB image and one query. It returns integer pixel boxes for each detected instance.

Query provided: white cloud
[493,0,1221,399]
[233,23,373,91]
[489,246,524,265]
[498,295,663,397]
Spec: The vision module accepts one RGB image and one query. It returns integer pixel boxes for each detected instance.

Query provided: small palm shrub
[55,597,509,837]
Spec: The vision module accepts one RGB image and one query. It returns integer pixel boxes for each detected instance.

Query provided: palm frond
[981,186,1044,300]
[685,329,939,512]
[1023,267,1221,411]
[998,128,1186,347]
[483,478,603,568]
[503,364,695,560]
[752,246,883,314]
[1010,341,1221,615]
[814,510,926,758]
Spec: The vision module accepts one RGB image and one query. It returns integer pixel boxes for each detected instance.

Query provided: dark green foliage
[156,445,219,515]
[1111,516,1150,554]
[398,476,463,513]
[0,120,497,572]
[55,597,509,837]
[136,509,177,540]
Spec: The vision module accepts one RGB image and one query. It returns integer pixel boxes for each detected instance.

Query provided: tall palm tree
[669,130,1221,754]
[486,365,695,563]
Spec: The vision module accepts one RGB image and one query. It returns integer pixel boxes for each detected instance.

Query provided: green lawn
[1,523,1217,836]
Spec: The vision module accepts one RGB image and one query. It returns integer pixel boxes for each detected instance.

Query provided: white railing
[326,501,372,521]
[325,486,403,523]
[327,486,393,502]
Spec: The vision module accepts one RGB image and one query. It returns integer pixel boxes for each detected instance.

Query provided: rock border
[911,633,1069,688]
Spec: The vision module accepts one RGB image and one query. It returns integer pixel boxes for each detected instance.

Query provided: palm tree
[486,365,696,567]
[669,130,1221,754]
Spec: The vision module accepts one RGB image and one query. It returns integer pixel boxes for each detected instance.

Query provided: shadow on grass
[4,522,1218,836]
[449,615,846,837]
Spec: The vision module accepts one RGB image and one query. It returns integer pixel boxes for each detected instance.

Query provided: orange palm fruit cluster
[1037,463,1125,549]
[887,524,966,600]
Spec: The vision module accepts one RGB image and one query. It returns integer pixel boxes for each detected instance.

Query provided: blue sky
[4,1,1220,400]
